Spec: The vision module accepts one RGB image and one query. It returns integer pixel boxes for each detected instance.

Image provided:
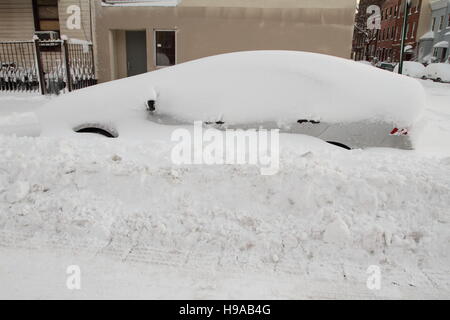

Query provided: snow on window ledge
[101,0,181,7]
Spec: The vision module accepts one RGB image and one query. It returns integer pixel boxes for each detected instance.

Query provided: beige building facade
[0,0,93,41]
[95,0,356,83]
[1,0,356,84]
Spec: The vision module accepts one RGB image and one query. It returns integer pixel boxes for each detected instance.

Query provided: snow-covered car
[393,61,426,79]
[36,51,426,150]
[422,63,450,83]
[376,62,396,72]
[357,60,373,66]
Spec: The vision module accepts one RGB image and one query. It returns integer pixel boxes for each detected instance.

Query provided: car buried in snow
[422,63,450,83]
[376,62,396,72]
[36,51,426,150]
[394,61,426,79]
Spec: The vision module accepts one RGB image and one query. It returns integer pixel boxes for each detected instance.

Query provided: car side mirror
[147,100,156,112]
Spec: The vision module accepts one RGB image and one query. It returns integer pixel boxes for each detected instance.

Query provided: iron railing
[0,39,96,95]
[0,41,39,93]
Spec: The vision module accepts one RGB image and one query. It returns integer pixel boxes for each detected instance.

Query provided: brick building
[352,0,386,61]
[376,0,431,62]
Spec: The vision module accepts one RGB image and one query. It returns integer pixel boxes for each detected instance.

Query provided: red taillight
[390,128,408,136]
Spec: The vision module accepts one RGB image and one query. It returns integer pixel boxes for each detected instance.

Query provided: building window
[432,17,436,31]
[32,0,60,33]
[155,30,176,67]
[448,14,450,27]
[439,16,444,31]
[441,48,448,62]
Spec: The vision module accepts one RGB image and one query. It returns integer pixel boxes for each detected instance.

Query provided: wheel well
[73,123,118,138]
[327,141,351,150]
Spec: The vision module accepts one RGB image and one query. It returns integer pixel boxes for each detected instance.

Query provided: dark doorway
[441,48,448,62]
[126,31,147,77]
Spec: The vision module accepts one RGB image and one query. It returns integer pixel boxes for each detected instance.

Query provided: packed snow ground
[0,80,449,299]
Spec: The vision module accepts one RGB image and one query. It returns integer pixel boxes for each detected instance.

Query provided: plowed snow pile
[0,73,449,299]
[0,134,449,298]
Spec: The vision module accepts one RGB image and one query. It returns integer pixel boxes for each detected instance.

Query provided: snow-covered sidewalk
[415,80,450,156]
[0,81,449,299]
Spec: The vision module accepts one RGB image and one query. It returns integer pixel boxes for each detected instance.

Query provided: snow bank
[37,51,426,137]
[394,62,426,79]
[0,113,41,137]
[414,80,450,156]
[0,93,47,115]
[0,135,449,297]
[1,81,450,298]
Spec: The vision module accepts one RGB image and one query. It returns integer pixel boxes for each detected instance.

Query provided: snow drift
[37,51,426,136]
[393,62,426,79]
[0,112,40,137]
[0,135,449,298]
[1,78,450,299]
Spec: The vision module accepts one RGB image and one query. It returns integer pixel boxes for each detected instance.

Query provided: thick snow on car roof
[38,51,426,135]
[425,63,450,82]
[394,61,426,79]
[150,51,425,126]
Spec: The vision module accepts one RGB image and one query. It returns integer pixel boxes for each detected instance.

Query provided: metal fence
[0,39,96,95]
